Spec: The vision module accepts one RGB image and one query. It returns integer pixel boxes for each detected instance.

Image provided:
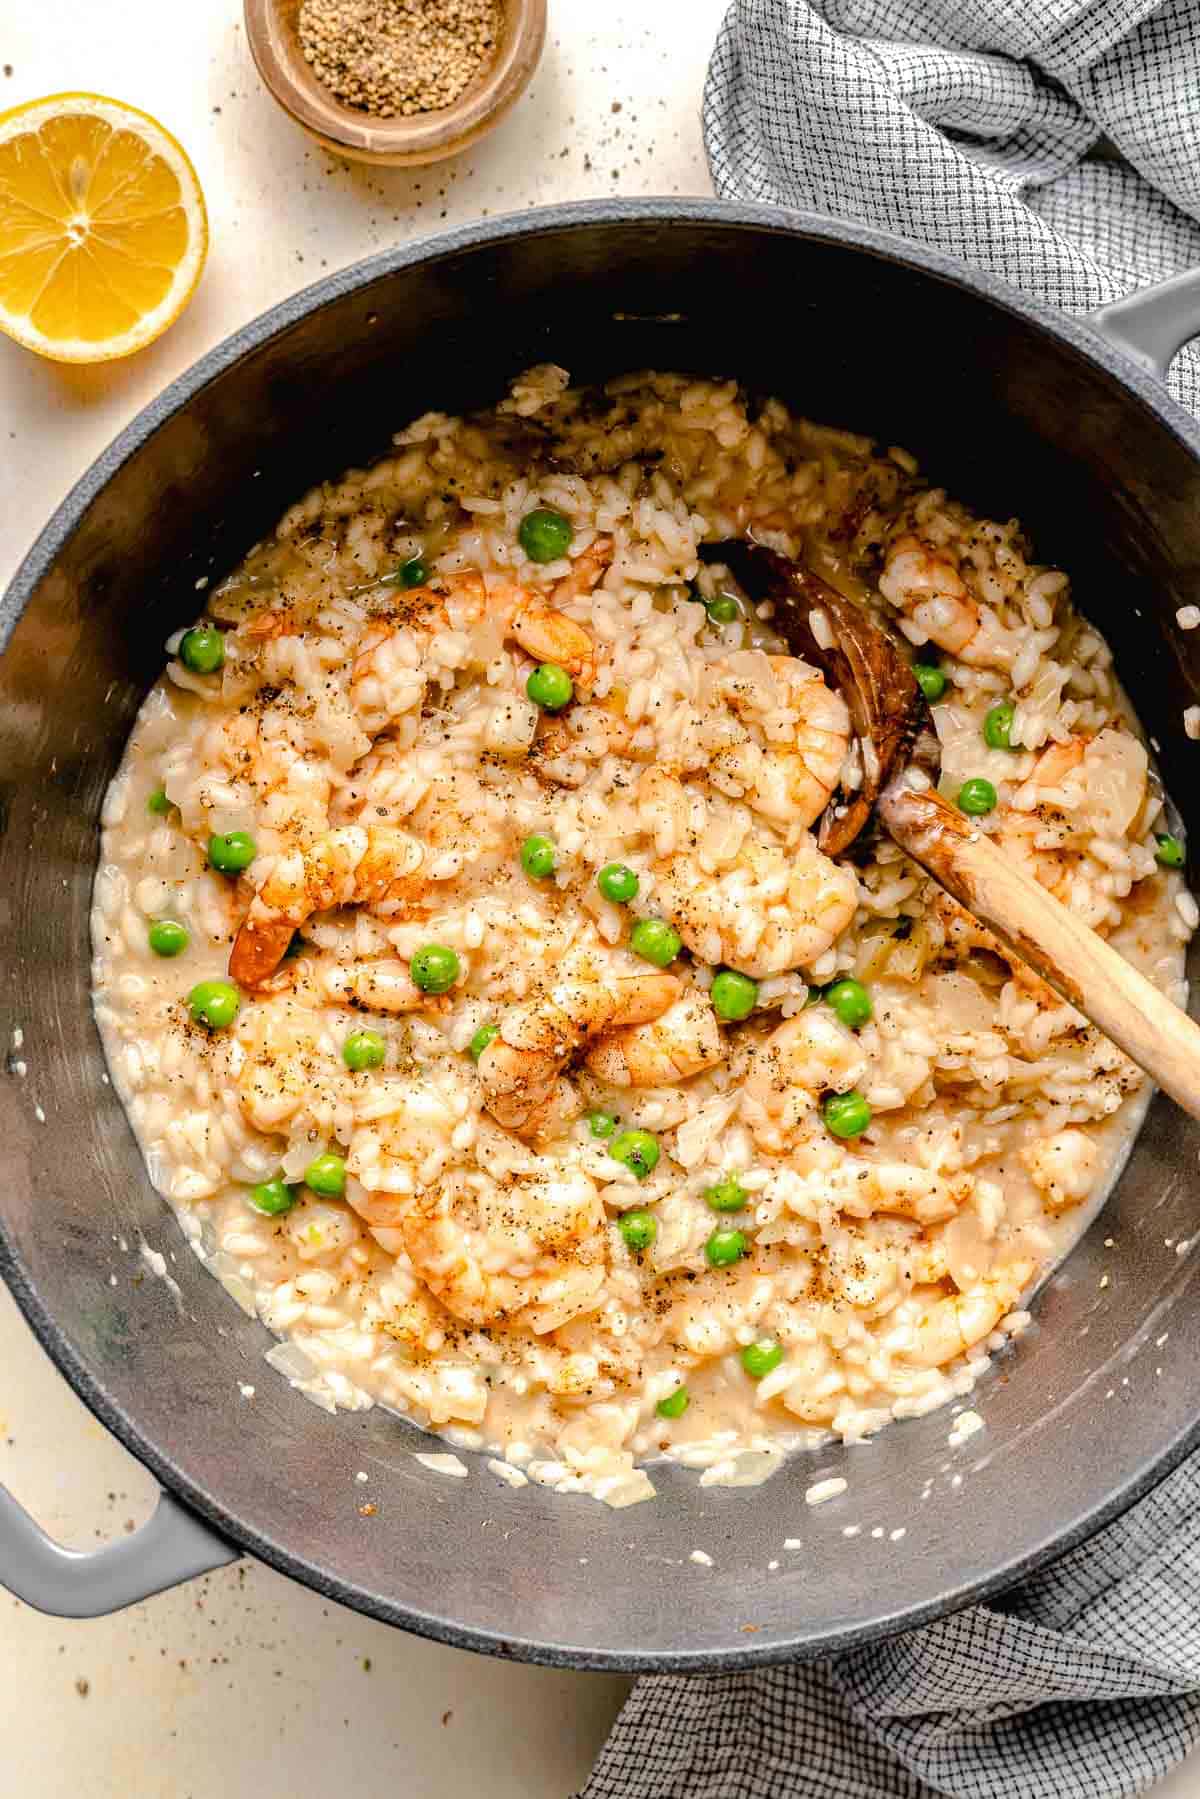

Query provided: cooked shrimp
[998,743,1086,907]
[641,769,858,978]
[240,608,290,642]
[897,1258,1034,1368]
[350,1165,609,1334]
[655,835,858,980]
[478,953,681,1140]
[236,1009,341,1133]
[1011,729,1146,839]
[196,701,345,843]
[229,824,425,988]
[715,656,851,829]
[745,1010,868,1124]
[585,990,725,1088]
[320,959,450,1015]
[845,1215,992,1303]
[335,1183,411,1260]
[333,758,510,875]
[548,536,613,607]
[775,1337,845,1426]
[879,534,1025,670]
[348,621,438,737]
[1020,1129,1099,1213]
[826,1159,966,1227]
[1000,730,1149,929]
[498,582,598,685]
[1019,736,1085,792]
[350,570,597,737]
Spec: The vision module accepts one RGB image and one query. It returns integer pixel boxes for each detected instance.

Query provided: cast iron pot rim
[4,196,1200,1673]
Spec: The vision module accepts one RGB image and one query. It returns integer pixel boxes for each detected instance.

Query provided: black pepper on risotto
[92,367,1191,1507]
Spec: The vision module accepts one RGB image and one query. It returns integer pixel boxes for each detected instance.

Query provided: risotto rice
[91,368,1190,1508]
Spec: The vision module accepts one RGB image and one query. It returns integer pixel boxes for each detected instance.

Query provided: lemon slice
[0,92,208,363]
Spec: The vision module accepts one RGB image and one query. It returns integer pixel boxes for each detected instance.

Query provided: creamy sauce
[89,368,1193,1506]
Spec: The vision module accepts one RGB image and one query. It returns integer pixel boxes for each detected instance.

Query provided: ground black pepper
[298,0,502,119]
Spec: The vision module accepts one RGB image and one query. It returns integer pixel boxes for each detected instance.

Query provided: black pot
[3,199,1200,1671]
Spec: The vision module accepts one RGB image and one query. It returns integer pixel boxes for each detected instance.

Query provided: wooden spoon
[714,542,1200,1121]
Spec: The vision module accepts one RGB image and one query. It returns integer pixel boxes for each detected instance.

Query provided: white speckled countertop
[2,5,1199,1794]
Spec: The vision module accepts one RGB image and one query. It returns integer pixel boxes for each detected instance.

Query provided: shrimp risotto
[92,369,1191,1507]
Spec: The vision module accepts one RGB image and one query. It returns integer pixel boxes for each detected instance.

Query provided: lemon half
[0,92,208,363]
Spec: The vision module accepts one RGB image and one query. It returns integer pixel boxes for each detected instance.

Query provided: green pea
[710,970,758,1021]
[705,594,741,625]
[629,917,682,968]
[187,979,241,1030]
[609,1129,660,1180]
[525,662,575,711]
[913,662,946,701]
[207,830,256,874]
[518,508,574,564]
[1155,833,1186,868]
[597,862,639,905]
[741,1339,784,1379]
[410,943,460,993]
[305,1152,346,1197]
[469,1024,499,1062]
[148,919,189,958]
[823,1090,872,1139]
[956,778,997,817]
[147,786,173,816]
[983,699,1016,750]
[587,1109,617,1139]
[825,977,872,1030]
[520,834,557,879]
[656,1385,690,1420]
[178,625,225,675]
[343,1029,386,1072]
[704,1227,748,1269]
[249,1177,296,1217]
[618,1208,657,1252]
[383,555,429,589]
[704,1176,747,1214]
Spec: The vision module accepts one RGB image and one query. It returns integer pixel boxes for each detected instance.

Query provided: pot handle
[1089,268,1200,379]
[0,1480,237,1618]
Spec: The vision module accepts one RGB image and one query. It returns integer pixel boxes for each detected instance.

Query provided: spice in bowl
[298,0,503,119]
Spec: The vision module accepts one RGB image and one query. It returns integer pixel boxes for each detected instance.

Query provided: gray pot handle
[1089,268,1200,378]
[0,1481,237,1617]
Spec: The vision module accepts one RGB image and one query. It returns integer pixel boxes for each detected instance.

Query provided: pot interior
[3,208,1200,1669]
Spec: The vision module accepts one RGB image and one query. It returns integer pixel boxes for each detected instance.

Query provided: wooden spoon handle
[878,779,1200,1121]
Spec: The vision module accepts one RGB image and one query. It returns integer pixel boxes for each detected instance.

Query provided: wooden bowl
[243,0,546,167]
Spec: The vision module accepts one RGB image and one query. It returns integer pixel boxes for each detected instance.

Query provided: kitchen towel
[704,0,1200,412]
[583,2,1200,1794]
[585,1454,1200,1796]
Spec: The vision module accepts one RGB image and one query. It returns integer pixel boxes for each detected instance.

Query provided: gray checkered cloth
[583,3,1200,1794]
